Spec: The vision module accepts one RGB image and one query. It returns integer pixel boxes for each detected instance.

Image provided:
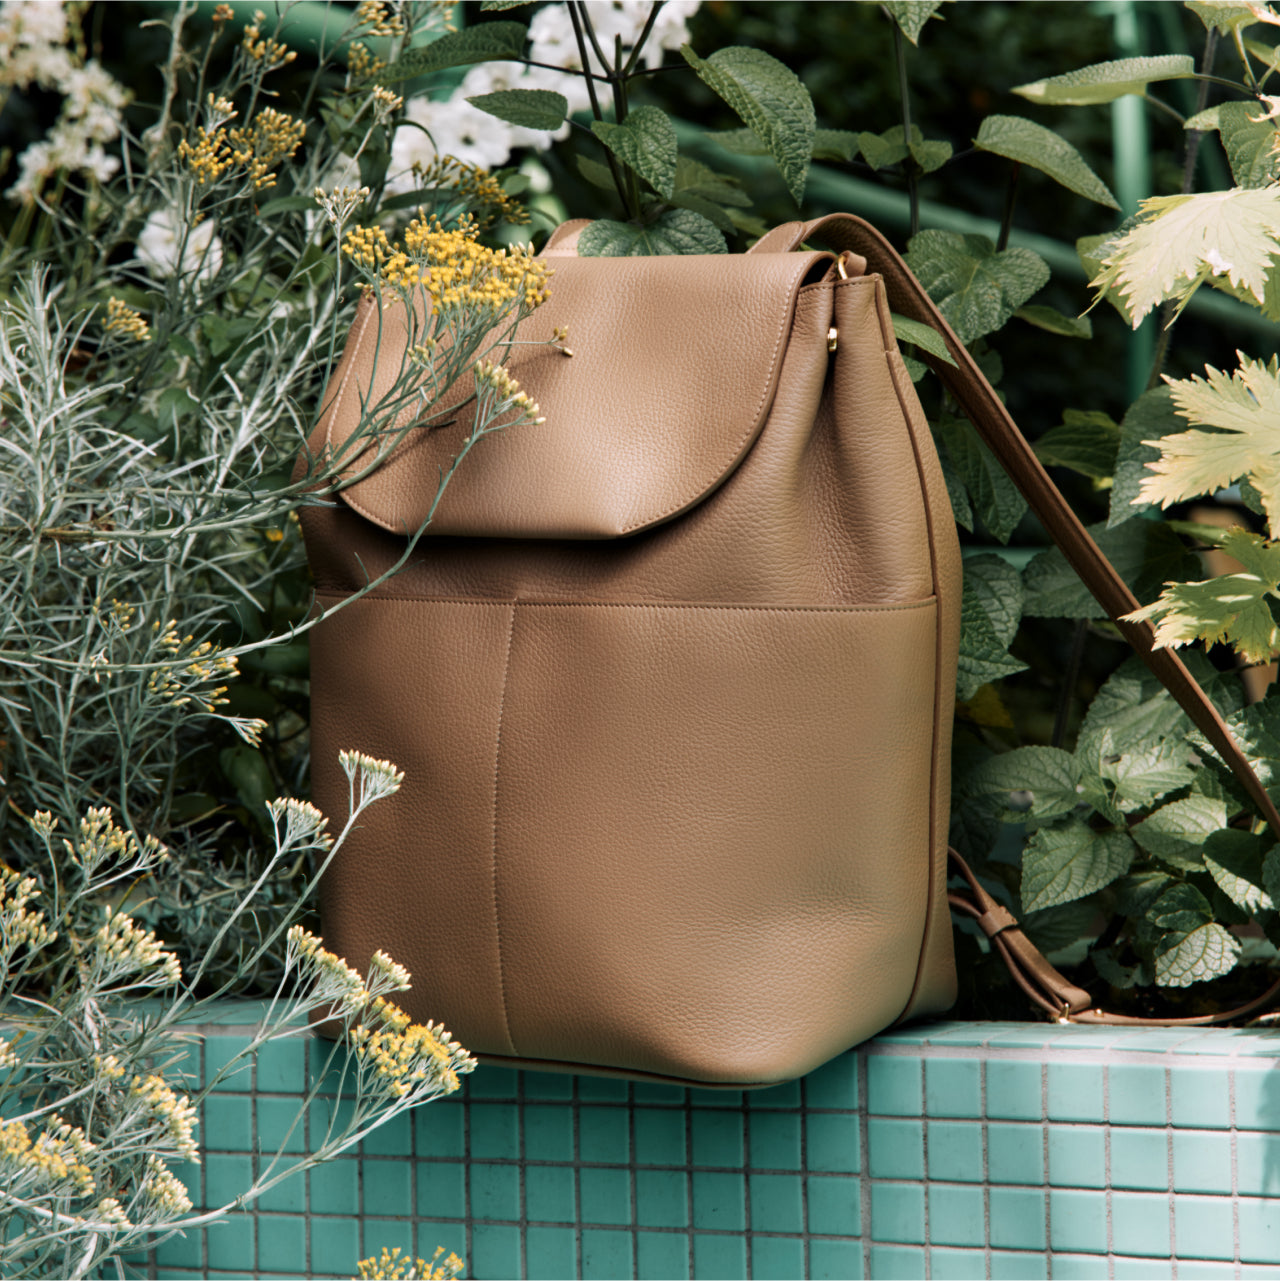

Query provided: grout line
[1103,1064,1114,1281]
[856,1050,872,1281]
[980,1057,991,1277]
[920,1063,932,1279]
[1166,1064,1177,1277]
[867,1041,1280,1068]
[1231,1067,1242,1276]
[1041,1060,1052,1280]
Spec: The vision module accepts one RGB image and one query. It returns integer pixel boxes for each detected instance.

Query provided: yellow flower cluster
[343,216,550,315]
[0,1037,17,1070]
[95,906,183,987]
[371,84,404,121]
[130,1074,200,1161]
[0,866,56,953]
[475,359,543,423]
[147,620,238,712]
[288,924,371,1010]
[61,806,167,873]
[348,41,387,80]
[94,1197,131,1229]
[358,1246,465,1281]
[354,0,405,37]
[267,797,333,852]
[105,297,150,342]
[0,1117,96,1196]
[350,1000,475,1099]
[242,10,297,67]
[142,1153,193,1215]
[94,1053,126,1080]
[179,106,305,190]
[417,156,530,229]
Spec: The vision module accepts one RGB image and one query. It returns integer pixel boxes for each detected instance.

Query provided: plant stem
[568,1,634,219]
[611,33,643,218]
[996,162,1021,253]
[621,2,663,77]
[1052,619,1089,749]
[892,21,919,239]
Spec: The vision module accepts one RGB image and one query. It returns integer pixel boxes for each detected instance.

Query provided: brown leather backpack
[297,213,1280,1087]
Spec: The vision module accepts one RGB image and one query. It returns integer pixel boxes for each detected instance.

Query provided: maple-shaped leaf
[1132,354,1280,534]
[1089,187,1280,325]
[1124,527,1280,664]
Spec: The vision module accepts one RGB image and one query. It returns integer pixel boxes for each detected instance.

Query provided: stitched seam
[324,297,377,463]
[490,603,519,1058]
[312,593,937,615]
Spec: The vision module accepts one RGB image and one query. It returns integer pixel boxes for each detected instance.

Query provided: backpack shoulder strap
[753,213,1280,836]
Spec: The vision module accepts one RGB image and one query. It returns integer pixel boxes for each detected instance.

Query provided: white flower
[136,209,224,282]
[388,97,515,193]
[4,0,67,45]
[646,0,700,68]
[459,61,573,148]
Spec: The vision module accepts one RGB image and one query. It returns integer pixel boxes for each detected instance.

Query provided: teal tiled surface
[137,1009,1280,1278]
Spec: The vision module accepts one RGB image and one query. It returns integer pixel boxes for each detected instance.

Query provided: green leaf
[257,194,324,218]
[1015,304,1093,338]
[1185,105,1224,131]
[965,554,1024,648]
[1245,36,1280,72]
[1125,527,1280,665]
[667,191,737,234]
[905,229,1050,344]
[911,136,952,174]
[706,127,770,156]
[672,156,752,206]
[1090,188,1280,326]
[1115,869,1176,917]
[857,125,950,174]
[811,129,861,162]
[1218,101,1280,188]
[1264,843,1280,906]
[890,313,957,367]
[1222,696,1280,805]
[1110,386,1181,527]
[1022,519,1199,619]
[1021,820,1134,912]
[379,21,527,82]
[219,745,276,826]
[1148,881,1242,985]
[936,416,1029,543]
[592,106,678,200]
[1078,228,1139,326]
[577,209,727,257]
[957,583,1028,700]
[1078,653,1194,755]
[1097,735,1198,814]
[1033,410,1120,481]
[882,0,946,43]
[1013,55,1197,106]
[1132,794,1227,869]
[1133,355,1280,537]
[1022,901,1098,955]
[681,45,815,204]
[937,442,973,530]
[1149,880,1215,933]
[467,88,567,131]
[577,154,617,191]
[1203,828,1275,911]
[975,115,1119,208]
[1186,1,1279,33]
[972,745,1084,824]
[1093,945,1148,988]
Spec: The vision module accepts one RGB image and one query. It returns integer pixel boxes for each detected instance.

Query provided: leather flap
[325,251,833,539]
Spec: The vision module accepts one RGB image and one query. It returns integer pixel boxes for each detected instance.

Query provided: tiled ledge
[138,1011,1280,1279]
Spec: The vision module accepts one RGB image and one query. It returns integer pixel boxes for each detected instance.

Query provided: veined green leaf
[1218,101,1280,188]
[1078,228,1138,325]
[1185,106,1224,132]
[468,88,568,131]
[972,745,1084,824]
[1154,920,1241,985]
[957,584,1027,700]
[1098,736,1198,814]
[380,21,527,81]
[1023,901,1098,955]
[1203,828,1275,911]
[1245,37,1280,72]
[890,313,958,367]
[706,127,769,156]
[592,106,678,200]
[681,45,815,204]
[1223,697,1280,803]
[1014,55,1197,106]
[672,156,752,207]
[577,209,727,257]
[965,555,1024,648]
[1015,304,1093,338]
[1132,794,1227,869]
[812,129,861,162]
[858,125,950,174]
[1187,1,1280,34]
[906,229,1049,344]
[882,0,946,44]
[1033,410,1120,481]
[1110,386,1181,527]
[976,115,1118,208]
[577,153,617,191]
[1090,188,1280,326]
[667,192,737,233]
[936,415,1029,543]
[1021,820,1134,912]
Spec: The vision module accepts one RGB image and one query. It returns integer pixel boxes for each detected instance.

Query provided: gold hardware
[827,326,838,353]
[837,256,850,281]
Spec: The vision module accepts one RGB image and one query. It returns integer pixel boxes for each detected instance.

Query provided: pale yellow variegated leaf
[1135,355,1280,533]
[1090,186,1280,325]
[1124,528,1280,664]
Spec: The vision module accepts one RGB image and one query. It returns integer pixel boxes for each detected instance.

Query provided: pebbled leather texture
[299,226,963,1086]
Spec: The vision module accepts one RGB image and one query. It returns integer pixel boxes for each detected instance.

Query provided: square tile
[203,1094,253,1152]
[1171,1065,1232,1130]
[205,1035,253,1092]
[203,1153,253,1209]
[805,1051,859,1109]
[984,1183,1045,1245]
[526,1225,577,1280]
[1112,1258,1178,1280]
[257,1036,307,1093]
[1238,1130,1280,1196]
[363,1158,412,1218]
[750,1110,801,1171]
[752,1235,805,1280]
[576,1076,628,1102]
[692,1171,745,1231]
[1047,1126,1105,1189]
[256,1214,306,1275]
[807,1174,860,1237]
[809,1239,865,1280]
[925,1058,981,1119]
[1176,1195,1237,1261]
[415,1103,464,1158]
[307,1037,347,1095]
[417,1162,466,1220]
[470,1223,521,1280]
[1173,1130,1232,1195]
[1051,1254,1117,1280]
[154,1227,203,1270]
[636,1168,688,1228]
[636,1231,689,1279]
[987,1122,1044,1185]
[1110,1128,1168,1192]
[691,1108,743,1168]
[1049,1189,1107,1253]
[870,1183,925,1245]
[749,1172,803,1234]
[309,1219,358,1274]
[470,1161,519,1221]
[580,1104,630,1164]
[867,1118,923,1180]
[258,1167,306,1214]
[928,1183,985,1248]
[867,1055,922,1116]
[310,1159,358,1215]
[926,1120,983,1184]
[361,1114,412,1157]
[990,1249,1048,1279]
[1169,1263,1238,1281]
[469,1103,519,1160]
[750,1078,803,1109]
[580,1166,630,1225]
[524,1104,574,1163]
[1110,1191,1170,1257]
[634,1108,686,1166]
[526,1163,575,1223]
[584,1229,632,1281]
[469,1066,519,1099]
[524,1072,574,1100]
[927,1247,985,1279]
[985,1061,1043,1121]
[1235,1063,1280,1129]
[692,1234,746,1280]
[1108,1064,1168,1127]
[806,1111,860,1174]
[1238,1195,1280,1264]
[1046,1063,1104,1123]
[866,1244,923,1278]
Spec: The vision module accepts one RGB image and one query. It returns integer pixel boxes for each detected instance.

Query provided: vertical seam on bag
[490,602,519,1058]
[322,294,376,460]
